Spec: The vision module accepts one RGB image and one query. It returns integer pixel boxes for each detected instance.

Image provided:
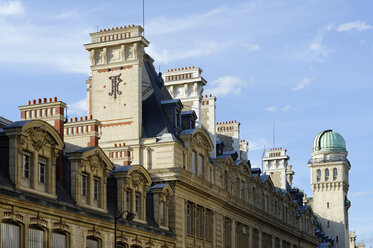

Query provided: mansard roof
[142,55,178,138]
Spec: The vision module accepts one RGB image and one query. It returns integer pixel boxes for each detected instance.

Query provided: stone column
[258,230,262,248]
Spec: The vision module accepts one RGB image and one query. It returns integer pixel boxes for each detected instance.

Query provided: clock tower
[84,25,149,165]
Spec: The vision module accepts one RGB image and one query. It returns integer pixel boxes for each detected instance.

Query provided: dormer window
[112,165,152,223]
[23,153,31,179]
[4,120,64,199]
[68,147,113,212]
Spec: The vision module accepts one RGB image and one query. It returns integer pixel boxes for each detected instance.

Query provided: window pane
[82,175,87,196]
[160,201,165,226]
[1,222,20,248]
[39,162,45,183]
[191,152,196,174]
[29,228,44,248]
[94,179,99,200]
[86,238,99,248]
[23,154,30,179]
[198,155,203,177]
[126,190,131,211]
[52,232,66,248]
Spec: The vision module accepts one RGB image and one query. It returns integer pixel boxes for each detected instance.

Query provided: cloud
[337,21,373,32]
[248,138,267,151]
[0,1,24,16]
[282,105,291,111]
[68,98,87,117]
[265,105,291,113]
[147,41,233,64]
[265,106,277,113]
[293,78,312,91]
[147,6,227,36]
[0,17,91,74]
[242,43,261,52]
[206,76,251,96]
[350,191,373,197]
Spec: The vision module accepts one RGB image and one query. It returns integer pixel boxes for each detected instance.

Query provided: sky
[0,0,372,244]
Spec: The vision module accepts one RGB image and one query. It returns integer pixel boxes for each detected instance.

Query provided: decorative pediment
[69,147,114,174]
[26,126,55,151]
[192,129,213,151]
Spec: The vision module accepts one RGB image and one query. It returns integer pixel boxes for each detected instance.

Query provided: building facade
[0,24,363,248]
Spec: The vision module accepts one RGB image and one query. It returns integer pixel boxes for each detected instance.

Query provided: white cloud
[0,18,91,74]
[147,6,227,36]
[282,105,291,111]
[68,98,87,117]
[337,21,373,32]
[242,43,261,52]
[265,106,277,113]
[147,41,233,64]
[293,78,312,91]
[265,105,291,113]
[206,76,251,96]
[248,138,267,151]
[0,1,24,16]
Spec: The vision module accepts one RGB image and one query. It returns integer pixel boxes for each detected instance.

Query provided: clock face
[108,73,123,99]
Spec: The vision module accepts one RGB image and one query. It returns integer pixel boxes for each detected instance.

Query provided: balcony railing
[308,157,351,167]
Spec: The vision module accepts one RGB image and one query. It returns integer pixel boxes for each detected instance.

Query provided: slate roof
[141,56,177,138]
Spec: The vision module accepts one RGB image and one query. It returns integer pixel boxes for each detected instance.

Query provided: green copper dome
[312,130,347,153]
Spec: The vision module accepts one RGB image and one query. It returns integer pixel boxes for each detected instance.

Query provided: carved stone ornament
[26,126,54,151]
[193,133,209,149]
[130,171,146,188]
[87,151,103,172]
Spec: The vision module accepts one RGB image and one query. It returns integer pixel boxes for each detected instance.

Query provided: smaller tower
[162,67,206,127]
[262,148,293,190]
[309,130,351,248]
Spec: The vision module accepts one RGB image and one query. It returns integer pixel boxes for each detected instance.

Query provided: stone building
[0,24,363,248]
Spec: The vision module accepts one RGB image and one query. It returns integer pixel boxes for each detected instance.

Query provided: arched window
[316,169,321,182]
[29,226,45,248]
[325,169,329,181]
[333,168,338,180]
[52,231,67,248]
[116,242,128,248]
[1,222,20,248]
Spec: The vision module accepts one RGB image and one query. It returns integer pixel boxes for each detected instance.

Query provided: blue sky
[0,0,372,243]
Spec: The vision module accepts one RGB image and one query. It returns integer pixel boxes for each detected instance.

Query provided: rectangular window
[196,206,201,237]
[205,209,212,240]
[29,227,44,248]
[240,181,244,200]
[191,151,196,174]
[186,203,193,234]
[126,190,132,211]
[38,161,46,184]
[52,232,67,248]
[135,192,141,217]
[23,154,30,179]
[94,178,100,201]
[160,201,165,226]
[224,217,231,247]
[81,174,88,196]
[198,155,203,178]
[1,222,20,248]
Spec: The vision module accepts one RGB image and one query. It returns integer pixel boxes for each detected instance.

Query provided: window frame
[81,174,88,197]
[1,221,21,248]
[38,159,46,184]
[22,153,31,179]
